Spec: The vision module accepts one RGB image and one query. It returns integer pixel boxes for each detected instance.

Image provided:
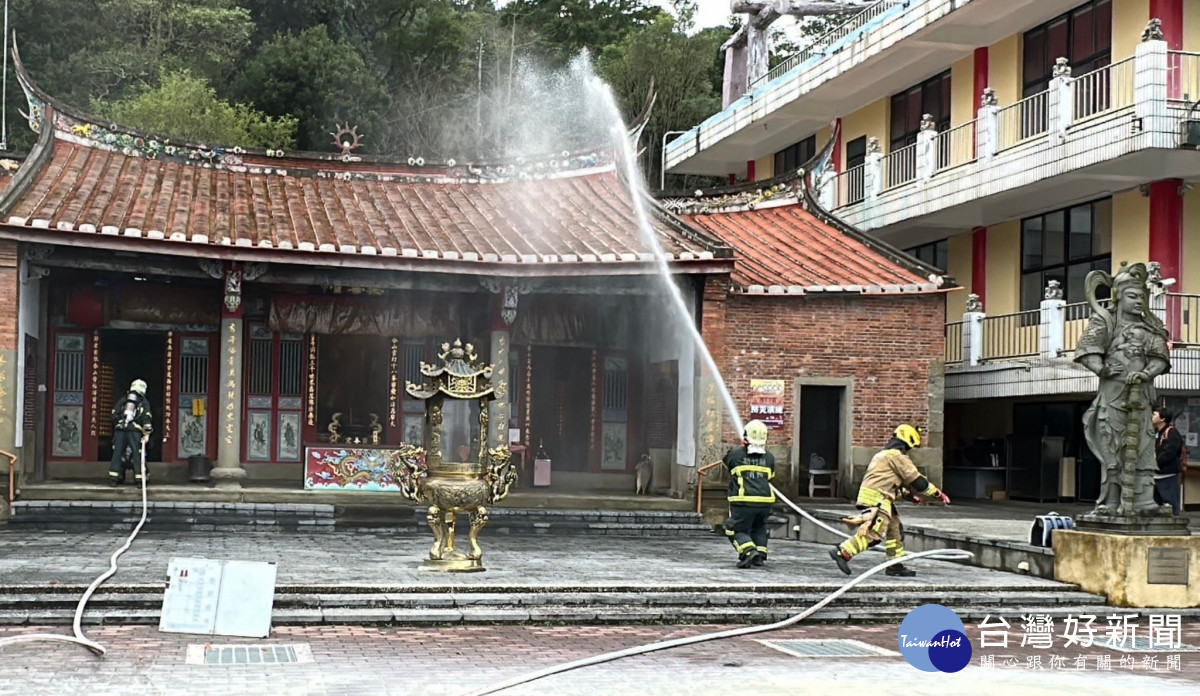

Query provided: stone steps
[6,501,716,536]
[0,583,1129,626]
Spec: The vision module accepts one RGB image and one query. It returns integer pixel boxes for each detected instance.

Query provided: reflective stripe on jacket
[856,448,937,507]
[723,445,776,504]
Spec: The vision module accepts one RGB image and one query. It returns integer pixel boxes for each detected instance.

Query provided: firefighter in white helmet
[829,424,949,577]
[108,379,153,486]
[701,419,776,568]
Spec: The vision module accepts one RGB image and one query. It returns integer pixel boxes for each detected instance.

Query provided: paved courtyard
[0,623,1196,696]
[0,527,1066,590]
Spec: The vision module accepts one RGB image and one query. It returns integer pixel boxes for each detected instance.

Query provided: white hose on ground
[462,484,974,696]
[0,440,150,655]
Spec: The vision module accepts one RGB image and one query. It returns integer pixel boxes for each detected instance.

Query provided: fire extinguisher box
[533,457,552,487]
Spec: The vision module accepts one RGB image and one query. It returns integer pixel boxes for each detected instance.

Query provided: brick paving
[0,622,1197,695]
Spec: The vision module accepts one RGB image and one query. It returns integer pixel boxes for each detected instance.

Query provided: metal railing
[945,321,964,364]
[836,164,866,207]
[934,121,976,171]
[883,142,917,190]
[1071,58,1135,121]
[1172,51,1200,102]
[981,309,1041,361]
[752,0,907,90]
[996,91,1050,151]
[1166,293,1200,346]
[1061,301,1092,354]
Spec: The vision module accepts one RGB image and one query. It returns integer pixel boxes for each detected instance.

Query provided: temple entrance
[530,346,592,472]
[316,335,391,442]
[99,330,166,464]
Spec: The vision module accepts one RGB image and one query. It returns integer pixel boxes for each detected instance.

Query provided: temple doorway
[316,335,390,442]
[530,346,592,472]
[98,330,166,463]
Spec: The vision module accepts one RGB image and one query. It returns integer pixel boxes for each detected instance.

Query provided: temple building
[0,46,949,517]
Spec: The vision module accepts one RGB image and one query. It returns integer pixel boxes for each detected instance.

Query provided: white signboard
[160,557,277,638]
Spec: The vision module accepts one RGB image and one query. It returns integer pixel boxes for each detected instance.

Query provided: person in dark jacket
[700,419,776,569]
[1153,407,1184,516]
[108,379,153,486]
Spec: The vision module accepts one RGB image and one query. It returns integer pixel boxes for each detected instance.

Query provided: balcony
[944,287,1200,401]
[820,43,1200,240]
[664,0,1095,177]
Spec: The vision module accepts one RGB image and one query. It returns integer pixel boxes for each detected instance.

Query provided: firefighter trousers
[724,503,771,558]
[838,500,905,559]
[108,430,144,482]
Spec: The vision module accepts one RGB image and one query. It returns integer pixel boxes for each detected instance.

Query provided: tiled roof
[679,199,943,295]
[0,48,731,275]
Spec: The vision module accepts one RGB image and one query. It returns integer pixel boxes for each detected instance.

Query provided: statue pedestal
[1076,514,1191,536]
[1053,529,1199,608]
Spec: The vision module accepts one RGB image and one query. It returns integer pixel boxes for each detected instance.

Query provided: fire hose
[462,484,974,696]
[0,439,149,655]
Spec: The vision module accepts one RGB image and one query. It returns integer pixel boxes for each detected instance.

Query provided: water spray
[0,441,150,655]
[459,75,975,696]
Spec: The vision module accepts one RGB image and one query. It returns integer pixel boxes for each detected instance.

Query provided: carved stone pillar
[480,280,530,451]
[204,262,247,488]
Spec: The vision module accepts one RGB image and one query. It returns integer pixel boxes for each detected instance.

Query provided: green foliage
[500,0,665,64]
[98,70,297,148]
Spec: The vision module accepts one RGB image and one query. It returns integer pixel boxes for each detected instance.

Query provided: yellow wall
[841,97,888,162]
[986,220,1020,314]
[946,232,974,316]
[950,55,975,126]
[818,124,832,158]
[1112,189,1150,269]
[1184,186,1200,291]
[754,154,774,182]
[1186,0,1200,52]
[988,35,1021,107]
[1114,0,1149,60]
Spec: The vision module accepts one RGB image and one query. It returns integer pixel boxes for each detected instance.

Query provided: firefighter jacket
[722,445,776,505]
[112,392,153,435]
[856,446,939,508]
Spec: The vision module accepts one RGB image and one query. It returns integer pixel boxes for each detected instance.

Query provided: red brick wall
[720,292,944,448]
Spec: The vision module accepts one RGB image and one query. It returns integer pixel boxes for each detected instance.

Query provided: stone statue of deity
[1073,262,1173,517]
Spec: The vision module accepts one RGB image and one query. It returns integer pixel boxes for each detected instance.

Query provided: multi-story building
[667,0,1200,507]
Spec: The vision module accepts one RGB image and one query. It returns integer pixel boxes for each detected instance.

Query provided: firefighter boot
[885,563,916,577]
[829,547,852,575]
[738,550,762,569]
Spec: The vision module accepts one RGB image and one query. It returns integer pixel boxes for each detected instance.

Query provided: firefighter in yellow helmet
[700,419,777,568]
[829,424,949,577]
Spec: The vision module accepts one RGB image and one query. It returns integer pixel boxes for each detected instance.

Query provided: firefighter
[108,379,153,486]
[700,420,777,568]
[828,424,949,577]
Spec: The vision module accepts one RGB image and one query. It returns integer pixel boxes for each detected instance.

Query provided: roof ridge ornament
[330,124,363,161]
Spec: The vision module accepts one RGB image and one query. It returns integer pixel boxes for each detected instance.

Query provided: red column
[746,159,757,182]
[1149,179,1184,291]
[832,117,843,173]
[973,48,989,116]
[971,227,988,305]
[1152,0,1183,98]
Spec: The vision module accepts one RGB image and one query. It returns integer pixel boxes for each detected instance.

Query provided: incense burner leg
[468,506,489,561]
[427,505,446,560]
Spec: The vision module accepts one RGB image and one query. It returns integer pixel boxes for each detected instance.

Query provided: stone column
[1040,281,1066,358]
[864,137,882,202]
[0,243,19,520]
[489,330,511,451]
[963,294,985,366]
[212,266,246,489]
[1135,25,1169,142]
[976,89,998,163]
[1047,58,1073,144]
[916,114,937,182]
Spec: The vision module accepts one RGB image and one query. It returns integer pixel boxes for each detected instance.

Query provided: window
[889,71,951,151]
[843,136,867,205]
[1023,0,1111,97]
[774,135,816,176]
[1020,198,1112,310]
[906,239,948,272]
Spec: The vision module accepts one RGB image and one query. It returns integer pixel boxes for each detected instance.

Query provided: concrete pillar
[963,295,985,367]
[1040,281,1066,358]
[916,115,937,182]
[1135,29,1169,137]
[489,329,511,451]
[976,90,998,162]
[1150,0,1184,98]
[0,243,19,520]
[1048,59,1073,144]
[1149,179,1184,291]
[864,138,882,201]
[212,266,246,489]
[695,276,729,503]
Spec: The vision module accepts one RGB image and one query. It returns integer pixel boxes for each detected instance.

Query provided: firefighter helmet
[130,379,148,395]
[744,420,769,453]
[894,424,921,449]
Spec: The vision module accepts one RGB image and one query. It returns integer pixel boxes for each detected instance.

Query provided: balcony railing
[1061,301,1092,355]
[751,0,907,90]
[935,121,977,171]
[1174,51,1200,102]
[836,164,866,207]
[1166,293,1200,346]
[1071,58,1135,121]
[981,310,1041,361]
[996,91,1050,151]
[883,142,917,190]
[945,321,964,365]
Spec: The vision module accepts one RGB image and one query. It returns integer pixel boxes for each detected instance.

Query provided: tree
[501,0,665,64]
[237,25,388,152]
[98,70,296,148]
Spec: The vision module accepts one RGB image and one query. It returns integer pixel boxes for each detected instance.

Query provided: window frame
[889,70,952,152]
[774,135,817,176]
[1019,197,1112,311]
[905,239,949,273]
[1022,0,1112,97]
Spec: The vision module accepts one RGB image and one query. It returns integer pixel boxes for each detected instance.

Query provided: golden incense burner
[400,339,516,572]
